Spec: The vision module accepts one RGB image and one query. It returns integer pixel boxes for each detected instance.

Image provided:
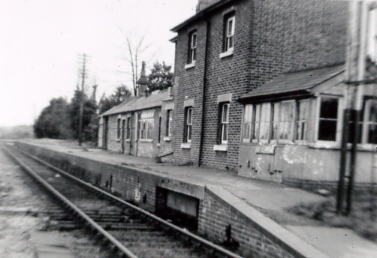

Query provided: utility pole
[78,53,87,146]
[337,1,376,215]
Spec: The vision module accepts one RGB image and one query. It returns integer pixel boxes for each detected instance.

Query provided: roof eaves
[238,90,313,103]
[171,0,238,32]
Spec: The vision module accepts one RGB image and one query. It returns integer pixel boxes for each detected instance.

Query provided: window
[271,102,280,140]
[187,31,197,64]
[278,101,295,141]
[166,110,173,137]
[363,99,377,144]
[252,104,261,140]
[184,107,192,143]
[223,13,235,53]
[296,100,310,141]
[242,105,253,142]
[318,96,339,141]
[117,117,121,139]
[126,117,131,140]
[259,103,271,141]
[139,111,154,140]
[219,103,230,144]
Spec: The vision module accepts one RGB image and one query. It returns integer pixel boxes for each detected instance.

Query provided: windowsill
[181,143,191,149]
[139,139,153,143]
[213,144,228,152]
[184,62,196,70]
[163,136,171,142]
[125,139,131,142]
[309,142,377,152]
[219,49,234,59]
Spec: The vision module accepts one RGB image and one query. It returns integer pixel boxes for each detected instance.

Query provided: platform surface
[18,139,377,258]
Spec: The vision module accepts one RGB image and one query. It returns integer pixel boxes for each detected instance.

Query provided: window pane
[368,101,377,122]
[318,120,337,141]
[279,101,295,140]
[320,97,338,119]
[259,103,271,140]
[368,124,377,144]
[222,124,228,142]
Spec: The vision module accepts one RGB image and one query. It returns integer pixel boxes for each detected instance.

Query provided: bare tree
[125,36,150,96]
[116,30,157,96]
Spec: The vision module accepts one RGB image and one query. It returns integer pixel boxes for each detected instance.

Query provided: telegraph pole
[78,53,87,146]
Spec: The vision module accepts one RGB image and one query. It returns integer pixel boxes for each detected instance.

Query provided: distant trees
[147,62,173,92]
[98,85,132,114]
[69,90,98,142]
[34,98,72,139]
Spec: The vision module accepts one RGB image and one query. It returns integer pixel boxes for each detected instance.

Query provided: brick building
[98,62,174,159]
[171,0,349,171]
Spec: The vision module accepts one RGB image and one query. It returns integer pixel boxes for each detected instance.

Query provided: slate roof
[240,65,344,100]
[101,90,170,117]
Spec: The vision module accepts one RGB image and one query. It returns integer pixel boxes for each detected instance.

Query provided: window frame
[126,116,132,140]
[183,107,193,143]
[219,102,230,144]
[223,13,235,53]
[295,99,310,143]
[315,95,343,144]
[242,104,253,143]
[362,98,377,145]
[187,30,197,65]
[139,111,154,141]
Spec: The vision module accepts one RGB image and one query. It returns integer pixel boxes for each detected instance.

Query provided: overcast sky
[0,1,376,127]
[0,0,196,127]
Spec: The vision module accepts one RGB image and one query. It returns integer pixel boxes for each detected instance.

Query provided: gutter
[198,19,211,167]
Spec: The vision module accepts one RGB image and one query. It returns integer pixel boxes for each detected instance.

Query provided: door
[103,117,108,149]
[121,119,126,154]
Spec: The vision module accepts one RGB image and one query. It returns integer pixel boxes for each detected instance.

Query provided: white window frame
[315,95,343,146]
[223,15,235,54]
[362,98,377,145]
[188,31,197,65]
[220,103,230,144]
[139,111,154,141]
[126,116,132,140]
[295,99,310,143]
[184,107,192,143]
[242,104,253,143]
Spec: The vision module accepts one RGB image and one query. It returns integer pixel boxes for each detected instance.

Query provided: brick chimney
[137,61,149,97]
[196,0,219,12]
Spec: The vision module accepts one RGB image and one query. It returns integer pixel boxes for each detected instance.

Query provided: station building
[99,0,376,189]
[98,62,174,159]
[171,0,347,168]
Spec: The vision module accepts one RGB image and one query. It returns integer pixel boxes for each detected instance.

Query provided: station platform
[14,139,377,258]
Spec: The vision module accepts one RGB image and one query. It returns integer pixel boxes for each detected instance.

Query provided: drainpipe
[198,19,210,166]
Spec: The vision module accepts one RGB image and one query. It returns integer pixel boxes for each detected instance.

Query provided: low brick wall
[15,142,328,258]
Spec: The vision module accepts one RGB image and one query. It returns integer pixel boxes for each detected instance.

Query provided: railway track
[3,145,243,258]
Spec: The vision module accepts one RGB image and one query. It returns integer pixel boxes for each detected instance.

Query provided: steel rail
[15,147,243,258]
[3,147,137,258]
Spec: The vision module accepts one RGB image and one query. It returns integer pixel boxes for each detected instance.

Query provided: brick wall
[198,188,297,258]
[172,0,348,170]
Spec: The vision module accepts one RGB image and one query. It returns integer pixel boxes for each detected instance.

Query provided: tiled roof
[101,90,170,117]
[240,65,344,100]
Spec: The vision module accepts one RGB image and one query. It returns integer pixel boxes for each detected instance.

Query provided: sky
[0,1,376,127]
[0,0,197,127]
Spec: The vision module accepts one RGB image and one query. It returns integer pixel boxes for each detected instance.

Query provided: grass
[287,196,377,242]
